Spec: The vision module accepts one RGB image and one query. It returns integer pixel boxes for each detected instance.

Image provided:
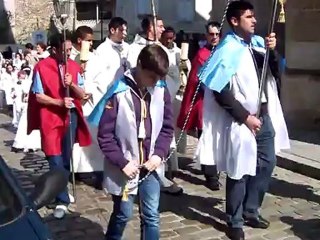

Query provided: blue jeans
[47,110,78,205]
[226,114,276,228]
[105,172,161,240]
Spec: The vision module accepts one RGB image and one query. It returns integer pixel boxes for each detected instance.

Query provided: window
[76,1,114,21]
[0,170,23,225]
[76,2,96,21]
[177,0,194,22]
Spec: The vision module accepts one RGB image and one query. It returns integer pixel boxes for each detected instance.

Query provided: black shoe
[161,183,183,196]
[205,178,220,191]
[227,227,245,240]
[244,215,270,229]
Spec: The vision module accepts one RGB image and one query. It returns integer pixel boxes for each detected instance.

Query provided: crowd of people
[0,42,50,153]
[1,1,290,240]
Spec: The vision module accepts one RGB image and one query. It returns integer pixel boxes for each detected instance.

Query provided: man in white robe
[127,15,182,195]
[71,19,130,188]
[69,26,103,186]
[196,2,290,240]
[86,17,130,105]
[159,26,191,178]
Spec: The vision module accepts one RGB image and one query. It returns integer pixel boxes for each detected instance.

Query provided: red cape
[27,57,91,156]
[177,47,211,131]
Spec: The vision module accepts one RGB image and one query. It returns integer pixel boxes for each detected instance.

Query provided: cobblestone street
[1,113,320,240]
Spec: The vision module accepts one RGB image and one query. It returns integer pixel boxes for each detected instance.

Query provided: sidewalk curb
[277,153,320,180]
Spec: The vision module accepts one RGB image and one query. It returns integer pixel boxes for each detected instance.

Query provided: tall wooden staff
[53,0,76,201]
[256,0,279,117]
[151,0,158,41]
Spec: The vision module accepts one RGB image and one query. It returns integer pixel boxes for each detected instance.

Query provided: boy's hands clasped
[122,155,162,179]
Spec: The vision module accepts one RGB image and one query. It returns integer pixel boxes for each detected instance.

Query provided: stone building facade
[14,0,54,42]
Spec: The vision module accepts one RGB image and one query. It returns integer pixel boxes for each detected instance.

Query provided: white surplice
[195,46,290,180]
[72,38,129,173]
[0,72,16,106]
[13,78,41,150]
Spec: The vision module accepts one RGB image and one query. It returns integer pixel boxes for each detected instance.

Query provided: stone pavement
[278,140,320,180]
[1,113,320,240]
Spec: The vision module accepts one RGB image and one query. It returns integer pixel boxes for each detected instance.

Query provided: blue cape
[87,77,166,126]
[198,32,265,92]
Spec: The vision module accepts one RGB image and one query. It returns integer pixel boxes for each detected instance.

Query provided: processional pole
[151,0,158,42]
[53,0,77,202]
[256,0,279,117]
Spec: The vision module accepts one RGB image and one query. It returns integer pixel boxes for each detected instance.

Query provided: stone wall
[281,0,320,131]
[13,0,55,43]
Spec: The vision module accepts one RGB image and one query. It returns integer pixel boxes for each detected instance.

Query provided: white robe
[11,81,24,128]
[0,72,16,105]
[196,46,290,180]
[72,38,129,173]
[13,79,41,150]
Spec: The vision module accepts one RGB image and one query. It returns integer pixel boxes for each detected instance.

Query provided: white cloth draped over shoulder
[195,45,290,180]
[72,38,129,173]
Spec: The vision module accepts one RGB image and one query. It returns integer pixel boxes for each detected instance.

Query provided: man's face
[6,65,13,73]
[206,26,220,47]
[160,31,175,49]
[64,40,73,58]
[36,44,43,54]
[110,24,128,42]
[232,9,257,35]
[150,20,165,40]
[54,40,72,61]
[77,33,94,50]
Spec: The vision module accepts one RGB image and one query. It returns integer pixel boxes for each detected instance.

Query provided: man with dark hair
[87,16,129,96]
[127,15,183,195]
[88,44,173,240]
[160,26,191,180]
[177,20,221,191]
[70,25,94,62]
[27,33,91,219]
[72,18,130,181]
[197,1,289,239]
[25,43,34,51]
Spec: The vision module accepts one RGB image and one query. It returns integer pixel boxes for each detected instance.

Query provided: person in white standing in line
[127,15,182,195]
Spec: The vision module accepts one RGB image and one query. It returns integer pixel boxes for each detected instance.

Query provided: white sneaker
[69,193,75,203]
[53,205,68,219]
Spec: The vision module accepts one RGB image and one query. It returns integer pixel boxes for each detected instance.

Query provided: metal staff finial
[151,0,158,41]
[278,0,286,23]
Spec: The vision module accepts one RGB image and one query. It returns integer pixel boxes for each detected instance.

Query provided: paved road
[1,113,320,240]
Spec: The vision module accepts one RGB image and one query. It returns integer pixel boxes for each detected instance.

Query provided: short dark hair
[206,21,221,32]
[108,17,127,32]
[75,26,93,40]
[36,42,47,51]
[138,44,169,78]
[226,1,254,26]
[25,43,34,50]
[141,15,162,33]
[48,34,64,49]
[163,26,176,35]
